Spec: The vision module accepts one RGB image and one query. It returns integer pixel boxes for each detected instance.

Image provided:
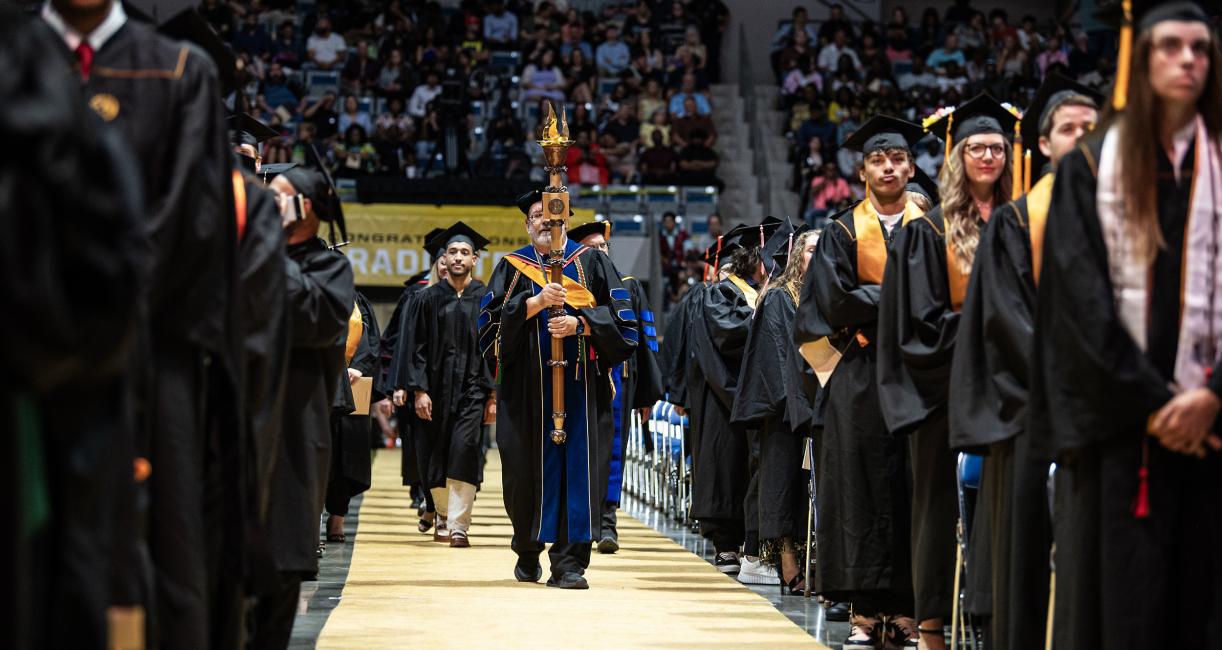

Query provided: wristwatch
[574,319,585,336]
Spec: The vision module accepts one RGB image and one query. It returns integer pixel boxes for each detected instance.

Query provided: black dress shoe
[825,601,850,622]
[545,572,589,589]
[514,562,543,583]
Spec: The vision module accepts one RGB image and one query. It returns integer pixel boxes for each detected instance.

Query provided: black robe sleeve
[1028,146,1173,460]
[660,284,704,407]
[403,291,431,395]
[696,281,755,411]
[731,289,797,428]
[285,242,356,349]
[877,211,959,435]
[578,250,640,370]
[351,292,382,400]
[627,278,664,409]
[948,203,1036,451]
[479,261,532,370]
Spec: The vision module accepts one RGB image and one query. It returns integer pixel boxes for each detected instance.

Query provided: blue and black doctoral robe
[604,277,663,505]
[480,239,638,544]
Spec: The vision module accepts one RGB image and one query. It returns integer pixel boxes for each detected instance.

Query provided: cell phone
[277,193,307,221]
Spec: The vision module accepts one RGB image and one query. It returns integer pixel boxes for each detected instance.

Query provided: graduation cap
[768,223,812,270]
[907,166,940,205]
[1021,73,1104,185]
[515,188,573,217]
[924,93,1021,155]
[761,216,797,276]
[228,112,279,147]
[567,220,613,244]
[422,227,446,260]
[702,237,742,273]
[426,221,490,256]
[258,162,297,184]
[1096,1,1209,111]
[842,115,926,155]
[724,216,784,250]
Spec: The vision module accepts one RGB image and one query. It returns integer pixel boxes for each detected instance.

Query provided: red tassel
[1132,466,1150,518]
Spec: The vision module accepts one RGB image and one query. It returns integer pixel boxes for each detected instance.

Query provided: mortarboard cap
[923,93,1021,152]
[423,227,446,259]
[258,162,296,183]
[907,166,940,205]
[228,112,279,147]
[1021,73,1104,182]
[842,115,926,155]
[724,216,785,250]
[768,223,812,270]
[427,221,490,255]
[567,220,613,244]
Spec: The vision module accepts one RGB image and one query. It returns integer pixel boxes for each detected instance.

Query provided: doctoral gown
[384,279,429,486]
[948,175,1054,650]
[687,276,755,525]
[480,240,638,548]
[266,238,354,574]
[1029,134,1222,650]
[404,279,490,487]
[327,292,380,516]
[793,203,914,612]
[731,288,812,541]
[44,17,238,647]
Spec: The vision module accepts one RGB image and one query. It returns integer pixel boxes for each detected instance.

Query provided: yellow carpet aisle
[316,449,829,649]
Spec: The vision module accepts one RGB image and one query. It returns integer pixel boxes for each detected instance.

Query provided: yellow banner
[340,203,593,286]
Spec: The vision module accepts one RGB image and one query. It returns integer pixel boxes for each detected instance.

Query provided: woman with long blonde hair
[730,227,819,595]
[877,94,1018,649]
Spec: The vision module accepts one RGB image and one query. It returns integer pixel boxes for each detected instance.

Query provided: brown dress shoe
[449,531,470,548]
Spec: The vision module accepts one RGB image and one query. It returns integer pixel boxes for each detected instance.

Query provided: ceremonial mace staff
[538,101,574,445]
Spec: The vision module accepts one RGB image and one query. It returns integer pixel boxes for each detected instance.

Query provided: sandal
[418,512,435,533]
[777,568,805,596]
[326,515,345,543]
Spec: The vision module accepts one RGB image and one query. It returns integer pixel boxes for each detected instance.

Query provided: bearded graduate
[877,94,1018,648]
[567,220,664,553]
[792,116,925,649]
[1028,3,1222,648]
[946,74,1100,650]
[730,227,819,595]
[401,223,493,548]
[479,191,638,589]
[687,219,780,575]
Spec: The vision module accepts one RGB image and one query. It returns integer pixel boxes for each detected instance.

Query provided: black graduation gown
[660,285,703,410]
[326,292,380,515]
[45,18,239,646]
[481,241,638,555]
[949,187,1051,648]
[1030,135,1222,650]
[3,18,146,645]
[687,277,755,528]
[404,279,489,487]
[731,288,811,541]
[267,239,354,574]
[793,205,913,611]
[384,280,428,486]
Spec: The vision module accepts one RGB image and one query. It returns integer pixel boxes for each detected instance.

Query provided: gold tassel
[1113,0,1133,110]
[945,112,954,162]
[1012,121,1023,200]
[1024,150,1032,193]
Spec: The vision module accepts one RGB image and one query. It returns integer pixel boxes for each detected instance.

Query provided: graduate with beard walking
[1029,4,1222,647]
[948,74,1100,650]
[397,223,494,548]
[793,115,927,649]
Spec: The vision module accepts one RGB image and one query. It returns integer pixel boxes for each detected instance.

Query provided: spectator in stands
[666,47,706,90]
[668,74,711,117]
[376,97,414,137]
[334,125,378,177]
[676,128,720,189]
[258,61,303,117]
[524,1,560,40]
[415,103,442,175]
[703,213,725,249]
[376,48,412,98]
[916,8,944,56]
[898,57,937,92]
[483,2,519,49]
[633,31,666,83]
[955,11,988,52]
[817,29,861,72]
[596,25,631,77]
[371,122,407,175]
[656,1,691,53]
[341,40,378,95]
[778,27,813,77]
[271,20,301,68]
[640,108,670,147]
[671,96,716,148]
[571,143,610,186]
[938,61,969,94]
[621,1,653,44]
[569,104,597,139]
[796,103,837,156]
[676,26,707,72]
[1035,34,1069,80]
[782,52,821,97]
[338,96,374,138]
[408,71,442,119]
[925,32,965,71]
[460,15,489,61]
[200,0,234,39]
[522,48,566,103]
[944,0,974,26]
[638,78,666,126]
[306,17,346,70]
[1067,32,1094,78]
[303,92,340,141]
[233,11,272,60]
[770,6,817,54]
[560,15,592,61]
[806,161,850,226]
[995,33,1028,79]
[415,26,444,66]
[566,48,596,104]
[1017,14,1042,51]
[638,129,676,184]
[799,136,824,183]
[598,103,641,182]
[658,211,688,276]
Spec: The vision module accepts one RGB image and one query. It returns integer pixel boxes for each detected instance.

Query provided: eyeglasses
[964,143,1006,160]
[1153,37,1211,60]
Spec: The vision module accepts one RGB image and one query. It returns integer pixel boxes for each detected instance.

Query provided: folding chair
[951,453,984,650]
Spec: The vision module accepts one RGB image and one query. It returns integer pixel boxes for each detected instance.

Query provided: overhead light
[632,214,644,223]
[629,184,640,192]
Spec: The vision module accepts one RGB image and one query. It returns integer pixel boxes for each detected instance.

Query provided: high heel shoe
[777,569,805,596]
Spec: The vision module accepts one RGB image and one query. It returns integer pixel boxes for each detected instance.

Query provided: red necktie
[75,42,94,81]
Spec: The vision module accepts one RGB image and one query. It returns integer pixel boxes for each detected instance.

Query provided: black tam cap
[907,166,940,204]
[516,189,542,215]
[843,115,926,155]
[228,112,279,147]
[427,221,490,256]
[1022,73,1103,179]
[924,93,1021,151]
[568,220,613,243]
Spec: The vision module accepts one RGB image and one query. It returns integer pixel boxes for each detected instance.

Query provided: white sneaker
[737,556,779,585]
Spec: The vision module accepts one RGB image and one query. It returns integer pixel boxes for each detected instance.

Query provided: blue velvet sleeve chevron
[576,250,638,369]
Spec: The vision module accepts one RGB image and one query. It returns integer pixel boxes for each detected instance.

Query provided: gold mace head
[537,100,573,160]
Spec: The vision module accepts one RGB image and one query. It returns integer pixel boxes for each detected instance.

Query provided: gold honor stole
[727,274,759,307]
[345,302,364,364]
[1022,173,1055,287]
[853,198,924,285]
[505,251,597,309]
[911,214,970,313]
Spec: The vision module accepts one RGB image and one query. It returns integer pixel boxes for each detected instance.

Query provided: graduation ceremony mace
[538,101,574,445]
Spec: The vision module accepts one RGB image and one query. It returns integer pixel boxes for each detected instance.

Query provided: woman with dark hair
[878,94,1018,650]
[1030,5,1222,649]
